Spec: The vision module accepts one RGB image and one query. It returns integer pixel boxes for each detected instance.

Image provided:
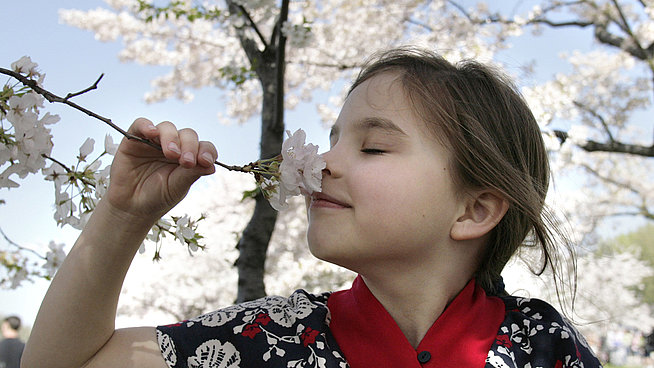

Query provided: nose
[320,147,341,179]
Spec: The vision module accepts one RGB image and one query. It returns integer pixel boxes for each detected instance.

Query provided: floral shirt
[156,277,601,368]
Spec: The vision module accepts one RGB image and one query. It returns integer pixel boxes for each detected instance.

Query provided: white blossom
[11,56,40,79]
[1,58,56,192]
[78,137,95,161]
[175,215,196,245]
[43,241,67,278]
[281,20,313,48]
[9,266,29,289]
[59,0,507,125]
[104,134,118,155]
[264,129,325,211]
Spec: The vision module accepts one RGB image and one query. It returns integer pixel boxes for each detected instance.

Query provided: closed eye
[361,148,385,155]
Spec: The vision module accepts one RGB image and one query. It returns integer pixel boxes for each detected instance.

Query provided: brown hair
[350,47,575,296]
[3,315,21,331]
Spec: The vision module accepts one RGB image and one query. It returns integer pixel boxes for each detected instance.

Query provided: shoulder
[0,338,24,348]
[156,289,347,368]
[485,295,603,368]
[169,289,331,330]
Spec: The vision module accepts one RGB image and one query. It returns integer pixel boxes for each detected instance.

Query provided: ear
[450,190,509,241]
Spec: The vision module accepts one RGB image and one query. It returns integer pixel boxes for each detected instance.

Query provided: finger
[156,121,183,160]
[197,141,218,168]
[129,117,158,138]
[178,128,200,168]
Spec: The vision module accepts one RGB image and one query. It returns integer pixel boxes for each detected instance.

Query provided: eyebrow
[330,117,408,139]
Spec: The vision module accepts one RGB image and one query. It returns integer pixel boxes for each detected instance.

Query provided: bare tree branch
[531,18,595,27]
[581,139,654,156]
[594,21,651,60]
[287,60,360,70]
[554,130,654,157]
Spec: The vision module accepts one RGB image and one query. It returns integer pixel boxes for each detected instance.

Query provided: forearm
[22,199,156,368]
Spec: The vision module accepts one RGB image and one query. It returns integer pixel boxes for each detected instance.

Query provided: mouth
[310,192,351,209]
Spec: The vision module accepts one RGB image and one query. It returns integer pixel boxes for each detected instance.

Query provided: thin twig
[0,67,256,172]
[0,227,45,260]
[64,73,104,101]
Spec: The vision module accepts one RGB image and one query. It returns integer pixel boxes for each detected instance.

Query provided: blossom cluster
[258,129,325,211]
[43,136,116,230]
[141,214,206,260]
[0,239,67,289]
[0,57,206,288]
[281,20,313,48]
[0,56,57,189]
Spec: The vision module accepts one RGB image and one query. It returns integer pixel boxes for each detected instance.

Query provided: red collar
[327,276,505,367]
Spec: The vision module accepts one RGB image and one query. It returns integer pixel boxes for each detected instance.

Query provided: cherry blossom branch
[0,67,264,174]
[0,67,158,149]
[42,154,95,187]
[234,3,268,50]
[571,100,615,143]
[0,227,46,260]
[610,0,642,48]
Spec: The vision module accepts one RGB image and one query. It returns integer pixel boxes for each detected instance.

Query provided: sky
[0,0,618,328]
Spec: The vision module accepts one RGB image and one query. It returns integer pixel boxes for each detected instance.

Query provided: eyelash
[361,148,385,155]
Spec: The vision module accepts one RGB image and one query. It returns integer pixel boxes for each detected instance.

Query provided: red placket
[327,276,505,367]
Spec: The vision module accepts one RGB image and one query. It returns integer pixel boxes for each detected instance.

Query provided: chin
[307,241,360,274]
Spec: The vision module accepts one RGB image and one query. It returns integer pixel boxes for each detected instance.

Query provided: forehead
[331,72,422,136]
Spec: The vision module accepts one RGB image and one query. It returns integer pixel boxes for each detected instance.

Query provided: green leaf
[242,187,261,201]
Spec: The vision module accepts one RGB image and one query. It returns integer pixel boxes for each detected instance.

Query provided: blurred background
[1,1,653,366]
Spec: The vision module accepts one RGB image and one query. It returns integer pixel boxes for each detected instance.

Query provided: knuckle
[179,128,199,139]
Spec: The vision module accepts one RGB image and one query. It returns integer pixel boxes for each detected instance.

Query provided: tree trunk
[235,74,283,303]
[231,0,289,303]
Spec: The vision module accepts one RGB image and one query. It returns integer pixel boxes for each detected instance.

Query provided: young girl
[22,47,601,367]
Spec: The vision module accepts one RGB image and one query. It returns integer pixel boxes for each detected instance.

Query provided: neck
[358,245,479,348]
[3,330,18,339]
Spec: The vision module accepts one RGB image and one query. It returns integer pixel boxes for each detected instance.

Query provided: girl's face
[306,72,467,272]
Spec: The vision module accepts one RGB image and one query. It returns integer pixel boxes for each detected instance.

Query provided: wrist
[97,198,160,229]
[80,199,156,253]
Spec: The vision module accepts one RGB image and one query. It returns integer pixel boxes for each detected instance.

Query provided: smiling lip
[311,192,351,209]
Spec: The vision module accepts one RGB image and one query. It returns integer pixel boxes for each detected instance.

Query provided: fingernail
[201,152,214,164]
[182,151,195,164]
[147,124,157,131]
[168,142,181,154]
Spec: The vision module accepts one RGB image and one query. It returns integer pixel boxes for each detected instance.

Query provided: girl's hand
[104,118,217,223]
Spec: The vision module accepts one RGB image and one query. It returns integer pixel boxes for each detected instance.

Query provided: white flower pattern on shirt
[187,339,240,368]
[487,296,600,368]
